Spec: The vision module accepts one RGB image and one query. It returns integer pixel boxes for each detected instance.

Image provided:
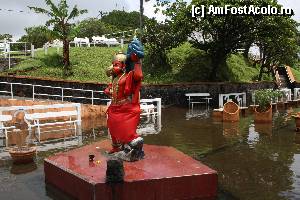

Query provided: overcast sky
[0,0,299,40]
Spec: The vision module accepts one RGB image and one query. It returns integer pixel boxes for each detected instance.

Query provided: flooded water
[0,106,300,199]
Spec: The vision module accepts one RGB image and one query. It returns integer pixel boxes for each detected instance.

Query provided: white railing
[279,88,292,102]
[0,81,109,105]
[219,92,247,108]
[294,88,300,101]
[0,103,82,146]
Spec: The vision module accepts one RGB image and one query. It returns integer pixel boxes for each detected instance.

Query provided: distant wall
[0,75,276,108]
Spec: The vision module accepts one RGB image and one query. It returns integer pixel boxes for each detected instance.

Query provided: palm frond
[45,0,63,18]
[28,6,52,16]
[45,19,59,26]
[67,5,87,21]
[59,0,69,17]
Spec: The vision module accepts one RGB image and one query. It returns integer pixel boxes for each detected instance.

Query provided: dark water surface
[0,107,300,200]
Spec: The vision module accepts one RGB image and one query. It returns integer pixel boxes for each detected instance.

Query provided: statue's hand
[106,65,113,77]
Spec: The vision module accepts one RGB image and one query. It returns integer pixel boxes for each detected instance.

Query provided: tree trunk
[243,43,252,59]
[209,52,226,81]
[63,39,71,75]
[140,0,144,31]
[258,65,264,81]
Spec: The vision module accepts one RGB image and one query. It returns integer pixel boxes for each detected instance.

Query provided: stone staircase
[275,66,295,89]
[278,75,288,88]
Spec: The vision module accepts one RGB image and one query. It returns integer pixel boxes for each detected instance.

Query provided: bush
[167,42,211,82]
[255,89,283,112]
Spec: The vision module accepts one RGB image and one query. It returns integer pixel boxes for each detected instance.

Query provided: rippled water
[0,107,300,200]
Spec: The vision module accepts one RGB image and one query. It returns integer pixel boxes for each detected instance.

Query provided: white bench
[25,110,79,142]
[0,103,81,143]
[0,115,16,146]
[185,93,211,109]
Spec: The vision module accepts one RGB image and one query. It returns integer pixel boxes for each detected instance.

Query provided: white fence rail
[294,88,300,101]
[219,92,247,108]
[0,81,108,105]
[0,103,82,146]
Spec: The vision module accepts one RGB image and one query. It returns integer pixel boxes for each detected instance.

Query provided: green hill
[2,43,299,84]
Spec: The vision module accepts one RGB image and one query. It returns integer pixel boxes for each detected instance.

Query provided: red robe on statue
[105,61,143,145]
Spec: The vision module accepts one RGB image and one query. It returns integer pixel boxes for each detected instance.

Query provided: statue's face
[112,61,125,75]
[106,52,127,77]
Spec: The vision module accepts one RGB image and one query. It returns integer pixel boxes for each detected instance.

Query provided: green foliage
[291,65,300,81]
[167,42,211,82]
[4,47,120,82]
[0,34,12,41]
[3,45,294,84]
[143,8,191,73]
[255,89,282,112]
[18,26,53,48]
[101,10,143,31]
[75,18,117,39]
[29,0,88,71]
[256,10,299,79]
[226,54,270,82]
[160,0,299,81]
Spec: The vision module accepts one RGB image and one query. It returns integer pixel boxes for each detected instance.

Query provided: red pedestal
[44,140,217,200]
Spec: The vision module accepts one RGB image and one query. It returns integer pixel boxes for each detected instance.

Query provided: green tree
[255,14,299,80]
[101,10,146,31]
[161,0,299,81]
[76,18,117,39]
[0,34,12,41]
[29,0,87,74]
[144,16,191,73]
[19,26,53,48]
[143,1,192,73]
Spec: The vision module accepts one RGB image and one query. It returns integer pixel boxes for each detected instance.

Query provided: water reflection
[0,106,300,200]
[222,122,239,137]
[137,113,162,136]
[145,107,300,200]
[10,162,37,175]
[186,107,210,120]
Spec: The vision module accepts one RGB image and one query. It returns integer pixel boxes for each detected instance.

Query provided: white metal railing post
[92,90,94,105]
[155,98,162,132]
[243,92,247,107]
[76,104,82,145]
[25,43,27,56]
[61,88,64,102]
[10,83,13,99]
[32,85,35,101]
[8,49,11,69]
[219,94,223,108]
[31,44,34,58]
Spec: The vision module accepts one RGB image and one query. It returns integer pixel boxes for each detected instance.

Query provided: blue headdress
[125,38,144,73]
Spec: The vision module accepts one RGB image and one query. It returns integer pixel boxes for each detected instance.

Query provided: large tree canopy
[75,18,117,39]
[19,26,53,48]
[156,0,299,81]
[101,10,148,31]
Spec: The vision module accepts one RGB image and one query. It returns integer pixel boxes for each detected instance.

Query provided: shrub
[255,89,283,112]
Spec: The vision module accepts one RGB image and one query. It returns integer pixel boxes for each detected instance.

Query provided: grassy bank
[2,43,299,83]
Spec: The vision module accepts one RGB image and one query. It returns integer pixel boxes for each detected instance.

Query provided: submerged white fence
[0,81,108,105]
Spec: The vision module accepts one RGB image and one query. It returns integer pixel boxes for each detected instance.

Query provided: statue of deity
[104,38,145,162]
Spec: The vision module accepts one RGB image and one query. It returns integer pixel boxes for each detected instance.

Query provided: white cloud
[277,0,300,22]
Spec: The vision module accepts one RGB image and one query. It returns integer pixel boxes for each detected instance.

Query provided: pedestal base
[44,140,217,200]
